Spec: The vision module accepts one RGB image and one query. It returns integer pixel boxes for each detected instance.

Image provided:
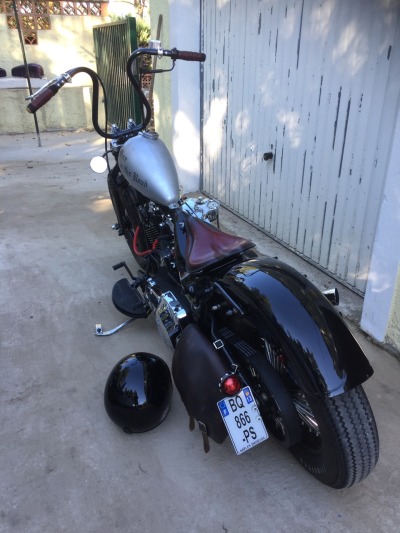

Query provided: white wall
[361,106,400,350]
[151,0,202,194]
[150,0,172,151]
[0,12,109,133]
[0,15,107,79]
[0,80,100,133]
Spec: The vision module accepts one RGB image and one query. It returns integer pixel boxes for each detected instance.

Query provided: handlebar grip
[26,85,59,113]
[172,49,206,62]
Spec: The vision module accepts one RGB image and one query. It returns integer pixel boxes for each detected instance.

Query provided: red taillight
[221,375,241,396]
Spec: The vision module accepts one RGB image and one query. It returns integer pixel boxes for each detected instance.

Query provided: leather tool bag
[172,323,230,451]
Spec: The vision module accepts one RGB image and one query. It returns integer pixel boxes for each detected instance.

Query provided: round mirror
[90,156,108,174]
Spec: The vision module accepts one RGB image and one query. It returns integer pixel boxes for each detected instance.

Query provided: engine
[138,195,220,348]
[137,195,220,258]
[137,201,171,250]
[181,196,220,225]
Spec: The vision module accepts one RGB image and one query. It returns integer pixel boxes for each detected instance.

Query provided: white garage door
[201,0,400,293]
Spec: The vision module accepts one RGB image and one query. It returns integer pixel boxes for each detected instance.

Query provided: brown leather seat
[183,212,255,273]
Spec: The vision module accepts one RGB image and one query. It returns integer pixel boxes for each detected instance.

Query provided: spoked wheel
[260,341,379,488]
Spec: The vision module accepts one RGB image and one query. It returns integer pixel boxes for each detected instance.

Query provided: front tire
[290,385,379,488]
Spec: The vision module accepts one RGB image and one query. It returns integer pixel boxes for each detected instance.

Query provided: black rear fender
[217,258,373,398]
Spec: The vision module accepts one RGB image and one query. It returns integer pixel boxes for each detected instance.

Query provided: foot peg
[112,278,149,318]
[95,318,136,336]
[95,277,149,337]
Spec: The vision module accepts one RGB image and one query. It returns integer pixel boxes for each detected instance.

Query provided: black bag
[172,323,230,450]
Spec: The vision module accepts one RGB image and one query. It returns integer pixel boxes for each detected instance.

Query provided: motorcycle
[26,45,379,489]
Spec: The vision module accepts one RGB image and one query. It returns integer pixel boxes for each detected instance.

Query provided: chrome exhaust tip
[323,288,339,306]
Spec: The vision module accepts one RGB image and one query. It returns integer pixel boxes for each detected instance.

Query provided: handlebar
[26,73,71,113]
[26,86,58,114]
[167,49,206,62]
[25,47,206,139]
[126,47,206,133]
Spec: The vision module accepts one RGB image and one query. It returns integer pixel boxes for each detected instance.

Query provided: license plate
[217,386,268,454]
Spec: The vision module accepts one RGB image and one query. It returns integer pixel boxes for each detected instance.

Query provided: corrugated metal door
[201,0,400,293]
[93,18,141,128]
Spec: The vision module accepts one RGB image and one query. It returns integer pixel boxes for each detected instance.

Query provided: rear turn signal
[221,375,241,396]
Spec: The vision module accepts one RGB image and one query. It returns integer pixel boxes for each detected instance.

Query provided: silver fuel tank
[118,131,180,207]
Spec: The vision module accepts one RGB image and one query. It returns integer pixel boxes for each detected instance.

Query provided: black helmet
[104,352,173,433]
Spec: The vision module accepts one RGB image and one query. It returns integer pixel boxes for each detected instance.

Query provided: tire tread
[324,386,379,487]
[327,387,379,487]
[290,385,379,488]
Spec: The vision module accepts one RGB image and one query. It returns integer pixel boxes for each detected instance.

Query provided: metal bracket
[213,339,224,350]
[95,317,136,337]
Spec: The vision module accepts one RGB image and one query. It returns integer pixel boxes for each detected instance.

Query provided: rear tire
[290,385,379,488]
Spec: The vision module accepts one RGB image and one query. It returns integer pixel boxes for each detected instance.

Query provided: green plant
[136,17,150,48]
[109,13,150,48]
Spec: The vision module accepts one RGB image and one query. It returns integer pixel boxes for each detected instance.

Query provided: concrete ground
[1,130,399,533]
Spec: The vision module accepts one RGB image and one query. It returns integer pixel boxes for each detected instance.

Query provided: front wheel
[290,385,379,488]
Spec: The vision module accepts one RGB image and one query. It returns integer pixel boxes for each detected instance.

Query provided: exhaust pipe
[323,288,339,306]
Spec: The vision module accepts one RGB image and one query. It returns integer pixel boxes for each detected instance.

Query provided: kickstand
[95,317,136,337]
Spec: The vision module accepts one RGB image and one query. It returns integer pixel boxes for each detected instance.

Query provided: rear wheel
[290,385,379,488]
[246,359,378,487]
[255,338,379,488]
